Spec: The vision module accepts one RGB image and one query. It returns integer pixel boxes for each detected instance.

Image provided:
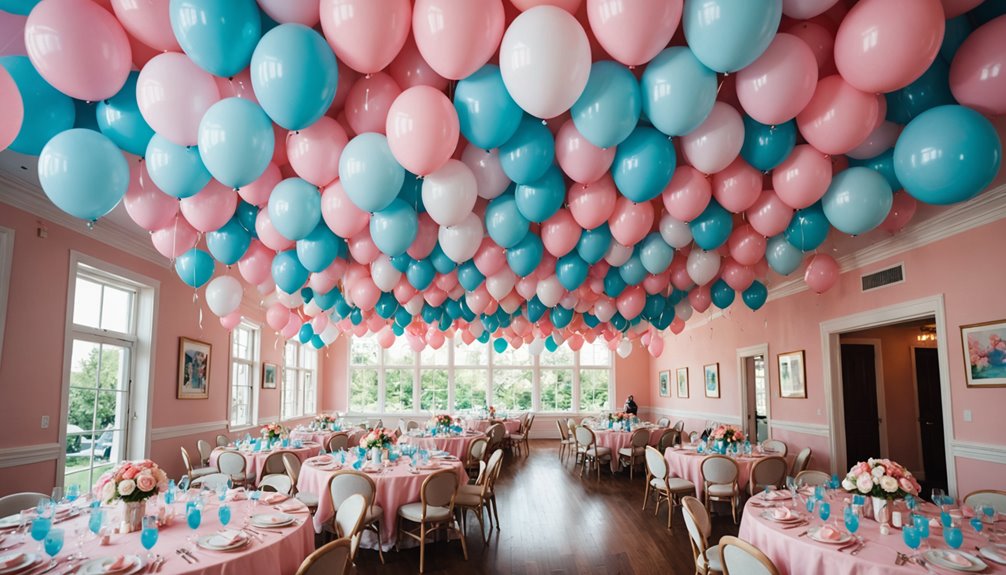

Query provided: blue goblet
[944,526,963,549]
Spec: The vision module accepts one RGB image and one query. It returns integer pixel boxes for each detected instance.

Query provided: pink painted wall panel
[954,457,1006,495]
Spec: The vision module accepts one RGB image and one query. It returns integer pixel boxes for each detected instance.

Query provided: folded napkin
[255,515,288,525]
[941,551,971,567]
[103,555,129,573]
[929,517,942,530]
[817,526,842,541]
[765,490,791,501]
[217,530,246,546]
[1,552,26,569]
[275,501,302,513]
[262,493,288,505]
[309,455,333,465]
[772,507,794,520]
[226,487,247,501]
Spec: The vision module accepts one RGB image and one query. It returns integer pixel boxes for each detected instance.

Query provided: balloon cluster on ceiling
[1,0,1003,357]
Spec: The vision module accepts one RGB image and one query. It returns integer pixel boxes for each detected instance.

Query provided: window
[229,322,259,429]
[281,341,317,420]
[579,340,611,412]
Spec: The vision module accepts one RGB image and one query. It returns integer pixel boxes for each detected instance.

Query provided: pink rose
[899,478,915,493]
[136,471,157,492]
[122,467,138,480]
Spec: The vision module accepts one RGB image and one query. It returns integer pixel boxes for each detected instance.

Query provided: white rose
[118,479,136,497]
[101,481,115,502]
[842,478,856,491]
[871,466,885,478]
[880,476,899,493]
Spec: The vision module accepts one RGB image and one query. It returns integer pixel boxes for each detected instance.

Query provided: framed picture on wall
[676,368,689,398]
[177,337,211,399]
[658,370,670,397]
[704,363,720,398]
[262,362,278,389]
[778,350,807,398]
[961,319,1006,387]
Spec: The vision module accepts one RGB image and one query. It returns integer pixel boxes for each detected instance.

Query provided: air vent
[861,264,904,291]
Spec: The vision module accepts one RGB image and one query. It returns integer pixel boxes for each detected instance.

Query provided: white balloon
[675,300,693,322]
[438,213,484,263]
[303,300,321,317]
[371,254,402,292]
[320,323,340,345]
[205,275,243,317]
[461,145,510,199]
[594,298,616,322]
[257,278,276,296]
[529,338,545,355]
[559,292,578,309]
[686,248,721,286]
[604,240,632,267]
[276,287,304,308]
[499,6,591,119]
[536,275,564,307]
[486,269,516,300]
[659,213,694,248]
[616,339,632,359]
[680,102,745,174]
[421,159,477,227]
[469,321,484,338]
[405,294,425,315]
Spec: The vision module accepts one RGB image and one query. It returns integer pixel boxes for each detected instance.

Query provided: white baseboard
[150,420,228,442]
[0,443,61,468]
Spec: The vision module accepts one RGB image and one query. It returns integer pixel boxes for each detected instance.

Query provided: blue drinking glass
[140,516,158,561]
[814,486,825,501]
[914,514,930,539]
[853,494,866,506]
[31,517,52,546]
[186,507,201,530]
[905,495,917,512]
[819,501,831,521]
[941,510,952,528]
[944,526,963,549]
[970,517,983,534]
[844,507,860,534]
[43,528,63,560]
[65,485,80,503]
[806,497,816,514]
[903,525,921,551]
[982,505,995,519]
[218,504,231,526]
[216,485,227,502]
[88,508,104,536]
[249,490,260,505]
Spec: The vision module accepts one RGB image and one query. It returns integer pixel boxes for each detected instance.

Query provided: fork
[174,549,193,565]
[850,537,867,555]
[916,557,937,573]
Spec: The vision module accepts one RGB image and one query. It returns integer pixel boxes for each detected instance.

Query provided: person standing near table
[624,395,638,415]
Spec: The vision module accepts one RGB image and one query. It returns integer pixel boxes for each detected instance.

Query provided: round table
[663,446,770,498]
[471,418,521,435]
[289,429,342,446]
[209,446,320,485]
[404,432,486,460]
[297,455,468,551]
[592,426,664,472]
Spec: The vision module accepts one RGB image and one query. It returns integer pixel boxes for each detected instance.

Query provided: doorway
[738,344,770,443]
[913,346,948,494]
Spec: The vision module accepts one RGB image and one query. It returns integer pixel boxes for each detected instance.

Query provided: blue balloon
[571,61,641,148]
[198,98,274,188]
[689,199,733,250]
[682,0,782,73]
[73,99,99,132]
[710,278,735,310]
[454,65,523,150]
[334,297,352,319]
[639,232,674,275]
[170,0,260,77]
[395,306,413,327]
[300,287,314,304]
[206,217,251,265]
[526,297,546,323]
[644,294,665,320]
[822,167,893,236]
[296,223,340,272]
[340,133,405,213]
[740,117,796,171]
[250,24,338,130]
[298,323,314,344]
[145,134,212,199]
[784,202,829,251]
[272,250,309,293]
[610,313,628,331]
[0,56,74,155]
[556,253,588,291]
[482,314,499,333]
[235,201,258,236]
[397,172,425,213]
[604,267,627,298]
[493,338,508,353]
[848,149,901,192]
[618,252,647,286]
[422,304,441,324]
[95,72,153,156]
[969,0,1006,26]
[458,260,485,291]
[765,235,802,275]
[373,293,397,319]
[387,253,410,273]
[498,115,554,185]
[885,58,955,125]
[940,16,972,64]
[640,47,717,137]
[349,308,363,325]
[550,306,573,329]
[311,335,325,350]
[514,166,565,222]
[314,288,340,311]
[429,244,456,274]
[485,192,530,248]
[507,233,543,277]
[894,105,1001,206]
[38,129,128,221]
[406,258,435,290]
[0,0,39,15]
[174,248,215,288]
[612,126,676,202]
[391,323,405,336]
[577,223,612,264]
[370,199,418,256]
[268,178,321,241]
[742,280,767,311]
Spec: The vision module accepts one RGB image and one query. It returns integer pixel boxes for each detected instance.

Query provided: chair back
[795,469,830,487]
[630,428,650,448]
[673,420,685,432]
[262,451,288,476]
[658,429,679,452]
[473,460,488,486]
[0,493,47,517]
[467,437,488,465]
[282,452,302,484]
[215,434,230,447]
[398,419,408,435]
[791,447,812,475]
[217,451,247,477]
[328,470,376,511]
[701,455,739,485]
[688,431,700,443]
[259,474,293,495]
[193,473,231,490]
[196,439,213,464]
[407,420,420,430]
[421,469,459,517]
[749,456,788,495]
[574,425,596,449]
[657,417,670,428]
[326,433,350,453]
[366,418,383,430]
[761,439,788,456]
[180,446,197,474]
[484,449,504,488]
[555,420,568,441]
[681,496,711,556]
[720,535,780,575]
[644,446,667,482]
[963,489,1006,513]
[295,538,351,575]
[580,416,597,428]
[486,423,506,450]
[334,493,367,540]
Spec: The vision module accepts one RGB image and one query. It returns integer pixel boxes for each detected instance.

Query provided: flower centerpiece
[487,405,496,419]
[261,423,287,442]
[841,458,921,525]
[313,414,336,430]
[608,412,629,423]
[360,427,397,464]
[94,460,168,532]
[710,424,745,446]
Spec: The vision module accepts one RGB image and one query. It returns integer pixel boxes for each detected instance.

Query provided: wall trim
[0,443,61,468]
[951,441,1006,466]
[769,420,831,438]
[641,405,742,426]
[0,226,13,367]
[151,420,228,442]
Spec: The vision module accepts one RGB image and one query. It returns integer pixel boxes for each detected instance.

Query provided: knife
[174,549,192,565]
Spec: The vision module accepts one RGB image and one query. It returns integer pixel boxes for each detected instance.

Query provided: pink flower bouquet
[361,427,396,450]
[710,424,745,445]
[433,414,454,428]
[93,460,168,504]
[261,423,288,441]
[841,458,921,499]
[608,412,630,423]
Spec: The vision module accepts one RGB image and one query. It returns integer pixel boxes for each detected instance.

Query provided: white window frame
[228,321,260,431]
[281,341,318,421]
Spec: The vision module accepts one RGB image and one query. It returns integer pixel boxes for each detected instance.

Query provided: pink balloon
[123,160,179,231]
[511,0,582,13]
[256,0,320,26]
[0,66,21,151]
[786,21,835,76]
[879,191,918,234]
[319,0,411,75]
[386,86,459,175]
[220,311,242,331]
[680,102,745,175]
[377,326,396,349]
[180,180,238,233]
[642,270,669,295]
[310,314,329,334]
[150,216,198,259]
[388,33,449,91]
[287,116,348,187]
[796,75,878,156]
[647,333,664,357]
[407,213,439,259]
[736,33,819,126]
[137,53,221,146]
[662,166,712,222]
[669,317,685,334]
[321,180,370,239]
[348,232,381,265]
[214,69,258,105]
[110,0,179,52]
[351,277,381,310]
[834,0,945,94]
[344,72,401,136]
[309,259,347,293]
[567,174,617,230]
[688,285,711,313]
[804,253,839,294]
[721,258,755,291]
[782,0,838,19]
[554,118,616,184]
[746,189,794,237]
[237,162,280,207]
[435,270,459,292]
[272,125,290,166]
[237,239,274,285]
[727,224,767,267]
[608,196,654,247]
[585,0,682,67]
[394,278,418,304]
[846,121,902,161]
[616,285,645,319]
[772,145,832,209]
[266,302,291,331]
[541,208,581,257]
[941,0,983,18]
[474,238,508,277]
[281,315,302,339]
[255,209,295,251]
[950,15,1006,116]
[25,0,131,101]
[466,285,491,314]
[711,158,762,214]
[412,0,505,80]
[326,60,360,114]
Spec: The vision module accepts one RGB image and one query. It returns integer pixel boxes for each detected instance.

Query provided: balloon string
[137,158,145,190]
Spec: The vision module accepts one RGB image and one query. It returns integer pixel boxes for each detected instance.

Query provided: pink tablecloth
[472,419,521,435]
[593,427,664,472]
[663,447,766,498]
[406,432,486,460]
[289,430,336,445]
[297,457,468,551]
[210,446,320,485]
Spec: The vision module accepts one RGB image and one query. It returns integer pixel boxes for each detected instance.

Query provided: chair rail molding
[951,440,1006,466]
[151,420,229,442]
[0,443,61,468]
[641,405,743,426]
[769,420,831,437]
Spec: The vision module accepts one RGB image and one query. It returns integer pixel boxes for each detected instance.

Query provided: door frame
[910,345,939,481]
[820,295,955,494]
[737,343,769,441]
[839,338,889,460]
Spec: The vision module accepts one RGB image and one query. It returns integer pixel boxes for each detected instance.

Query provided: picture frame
[177,337,211,399]
[676,367,689,398]
[704,363,720,398]
[262,362,278,389]
[778,350,807,398]
[658,370,670,397]
[960,319,1006,388]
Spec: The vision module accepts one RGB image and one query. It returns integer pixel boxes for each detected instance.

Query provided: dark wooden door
[915,347,947,493]
[842,344,881,467]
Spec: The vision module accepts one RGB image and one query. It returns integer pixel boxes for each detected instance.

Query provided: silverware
[174,549,192,565]
[181,548,199,562]
[916,557,936,573]
[31,558,66,575]
[797,529,809,538]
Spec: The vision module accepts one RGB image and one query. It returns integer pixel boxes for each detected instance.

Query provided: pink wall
[320,336,349,413]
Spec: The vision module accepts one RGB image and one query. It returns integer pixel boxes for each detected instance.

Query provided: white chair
[282,453,319,513]
[509,413,534,456]
[485,422,506,454]
[689,431,701,443]
[196,439,213,466]
[0,492,47,517]
[682,496,723,575]
[456,449,503,544]
[407,420,420,431]
[327,470,384,563]
[465,437,489,480]
[574,426,611,481]
[217,450,253,487]
[259,474,292,495]
[790,447,812,476]
[795,470,830,488]
[673,420,685,432]
[760,439,788,457]
[295,538,351,575]
[366,418,383,429]
[658,429,680,452]
[701,455,740,524]
[719,535,780,575]
[748,456,788,497]
[215,434,230,447]
[262,451,288,477]
[963,490,1006,513]
[556,420,575,463]
[180,446,215,480]
[657,417,671,428]
[618,428,650,480]
[334,493,367,550]
[397,469,468,573]
[642,446,696,530]
[326,433,350,453]
[191,473,231,491]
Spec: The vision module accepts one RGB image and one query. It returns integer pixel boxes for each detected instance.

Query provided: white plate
[250,513,294,528]
[979,545,1006,565]
[924,549,988,572]
[78,555,144,575]
[0,552,41,575]
[759,510,802,524]
[196,533,250,551]
[0,516,21,530]
[808,526,853,545]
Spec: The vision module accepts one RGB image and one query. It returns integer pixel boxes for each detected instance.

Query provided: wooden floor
[347,439,739,574]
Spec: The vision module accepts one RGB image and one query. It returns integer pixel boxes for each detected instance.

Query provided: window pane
[385,338,414,366]
[420,344,449,366]
[493,344,531,366]
[580,341,612,366]
[350,369,379,412]
[579,369,610,412]
[351,336,378,365]
[303,372,316,414]
[540,369,572,412]
[282,368,298,419]
[455,341,487,366]
[492,369,531,412]
[454,369,486,411]
[99,284,132,333]
[541,345,573,367]
[384,369,413,412]
[285,342,297,366]
[72,278,102,329]
[420,369,448,412]
[69,340,101,391]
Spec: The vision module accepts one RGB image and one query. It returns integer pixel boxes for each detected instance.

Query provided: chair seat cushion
[666,478,695,492]
[586,446,611,458]
[455,492,483,507]
[707,483,737,497]
[511,434,526,441]
[459,484,484,497]
[295,492,319,507]
[617,446,645,457]
[697,545,722,571]
[191,467,216,478]
[398,502,452,523]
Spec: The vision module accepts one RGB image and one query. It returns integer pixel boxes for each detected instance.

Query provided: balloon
[746,190,793,238]
[728,224,767,266]
[319,0,410,75]
[386,86,459,175]
[205,275,243,317]
[742,280,767,311]
[321,180,370,238]
[681,102,745,175]
[577,223,612,264]
[661,166,710,222]
[339,133,406,213]
[571,60,641,149]
[0,66,22,152]
[557,253,589,290]
[949,15,1006,116]
[268,178,322,241]
[24,0,131,101]
[344,72,401,136]
[485,193,531,248]
[658,213,693,249]
[453,65,522,151]
[765,234,802,275]
[887,58,955,124]
[406,258,436,290]
[781,0,837,19]
[136,52,221,146]
[197,98,274,188]
[389,33,448,91]
[608,196,654,247]
[0,0,39,15]
[515,165,565,222]
[206,217,251,265]
[846,121,902,161]
[605,240,632,268]
[287,116,348,187]
[179,179,238,233]
[499,5,591,119]
[95,72,154,157]
[144,134,211,199]
[499,115,555,185]
[893,105,1001,206]
[370,199,419,256]
[487,268,516,299]
[407,212,437,259]
[804,253,839,294]
[255,209,295,251]
[682,0,782,73]
[710,279,735,309]
[462,146,511,200]
[689,199,733,250]
[412,0,504,80]
[834,0,944,94]
[507,232,544,276]
[38,129,128,221]
[151,216,198,259]
[554,118,615,185]
[296,223,341,272]
[251,24,338,131]
[772,144,832,210]
[458,260,485,291]
[612,126,676,203]
[256,0,319,26]
[848,148,901,192]
[639,233,674,275]
[0,55,73,156]
[740,117,796,173]
[174,248,215,288]
[537,274,565,306]
[541,208,580,258]
[640,46,717,137]
[169,0,259,77]
[711,158,762,213]
[439,213,484,263]
[796,75,879,156]
[422,160,478,227]
[123,161,179,232]
[784,202,829,251]
[272,249,309,293]
[616,285,645,319]
[586,0,682,67]
[568,175,617,230]
[736,33,818,126]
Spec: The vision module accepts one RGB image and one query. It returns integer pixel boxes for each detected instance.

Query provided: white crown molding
[0,442,61,468]
[150,420,228,442]
[0,172,169,268]
[641,405,742,426]
[769,420,830,438]
[950,440,1006,466]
